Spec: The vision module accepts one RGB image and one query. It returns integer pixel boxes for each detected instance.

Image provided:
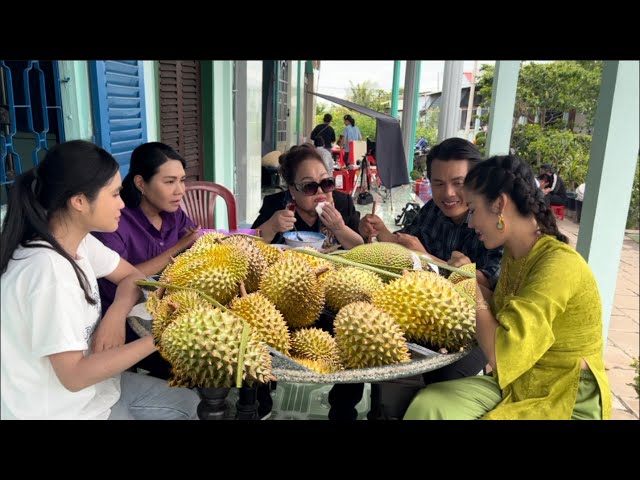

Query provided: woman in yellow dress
[404,155,611,420]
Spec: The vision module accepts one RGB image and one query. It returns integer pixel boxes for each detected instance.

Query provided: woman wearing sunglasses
[252,144,363,250]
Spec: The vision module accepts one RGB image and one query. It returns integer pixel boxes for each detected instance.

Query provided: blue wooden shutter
[89,61,147,177]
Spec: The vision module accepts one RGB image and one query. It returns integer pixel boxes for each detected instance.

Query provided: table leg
[196,387,231,420]
[235,384,259,420]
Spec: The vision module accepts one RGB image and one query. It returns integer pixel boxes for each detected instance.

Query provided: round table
[128,303,469,385]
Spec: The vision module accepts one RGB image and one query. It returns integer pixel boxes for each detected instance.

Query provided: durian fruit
[189,231,226,254]
[293,357,340,374]
[341,242,432,279]
[161,305,272,388]
[447,263,476,284]
[259,256,325,329]
[146,288,211,345]
[319,267,383,312]
[221,235,268,293]
[160,243,248,305]
[228,283,291,355]
[454,278,476,305]
[371,271,475,351]
[290,328,342,374]
[334,302,410,369]
[255,241,283,268]
[283,247,335,274]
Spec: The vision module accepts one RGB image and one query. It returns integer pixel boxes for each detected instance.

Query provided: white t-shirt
[1,234,121,419]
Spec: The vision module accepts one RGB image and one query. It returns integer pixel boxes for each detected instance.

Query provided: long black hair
[120,142,186,208]
[0,140,120,303]
[464,155,568,243]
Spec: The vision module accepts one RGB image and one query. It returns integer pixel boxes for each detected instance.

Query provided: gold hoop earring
[496,213,505,231]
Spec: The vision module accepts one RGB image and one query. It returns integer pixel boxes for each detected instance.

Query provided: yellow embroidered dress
[483,235,612,419]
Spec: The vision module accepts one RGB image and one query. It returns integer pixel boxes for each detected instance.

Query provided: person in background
[404,155,611,420]
[0,140,199,419]
[415,135,429,152]
[537,173,553,191]
[310,113,336,153]
[93,142,199,379]
[539,164,567,206]
[337,114,362,165]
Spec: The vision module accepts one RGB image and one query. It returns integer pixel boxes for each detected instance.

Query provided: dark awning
[310,92,410,188]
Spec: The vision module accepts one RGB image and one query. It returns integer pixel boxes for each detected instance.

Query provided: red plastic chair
[550,204,565,221]
[181,181,238,230]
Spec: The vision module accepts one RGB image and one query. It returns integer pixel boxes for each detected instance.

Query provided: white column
[576,61,640,341]
[401,61,419,167]
[437,61,464,142]
[485,61,520,156]
[234,61,263,227]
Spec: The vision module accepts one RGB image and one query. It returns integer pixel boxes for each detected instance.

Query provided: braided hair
[464,155,568,244]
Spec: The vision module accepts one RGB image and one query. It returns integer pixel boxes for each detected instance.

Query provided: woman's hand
[319,203,346,232]
[268,209,296,233]
[178,225,201,250]
[94,270,145,353]
[92,317,126,353]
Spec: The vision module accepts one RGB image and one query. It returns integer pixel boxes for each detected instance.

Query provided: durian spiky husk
[259,256,325,328]
[146,289,211,345]
[255,241,283,268]
[341,242,432,280]
[319,267,383,312]
[290,328,343,373]
[160,243,248,305]
[371,271,475,350]
[447,263,476,284]
[221,235,268,293]
[228,292,291,355]
[160,306,272,388]
[188,231,226,254]
[343,242,417,269]
[291,357,340,374]
[454,278,476,305]
[334,302,411,369]
[283,247,336,274]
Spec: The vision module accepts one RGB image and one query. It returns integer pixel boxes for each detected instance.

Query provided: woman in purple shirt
[93,142,199,378]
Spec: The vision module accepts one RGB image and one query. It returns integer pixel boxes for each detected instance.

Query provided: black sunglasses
[294,178,336,196]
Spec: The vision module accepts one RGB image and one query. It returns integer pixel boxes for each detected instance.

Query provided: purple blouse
[92,206,195,314]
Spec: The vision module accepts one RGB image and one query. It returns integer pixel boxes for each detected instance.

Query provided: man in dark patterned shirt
[359,138,502,289]
[328,137,503,420]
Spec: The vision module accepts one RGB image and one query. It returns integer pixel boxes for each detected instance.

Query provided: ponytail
[1,140,120,303]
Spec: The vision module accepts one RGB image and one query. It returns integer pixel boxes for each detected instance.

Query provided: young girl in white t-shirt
[0,140,199,420]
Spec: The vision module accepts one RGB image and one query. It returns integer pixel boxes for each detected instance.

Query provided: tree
[347,81,393,113]
[476,61,603,130]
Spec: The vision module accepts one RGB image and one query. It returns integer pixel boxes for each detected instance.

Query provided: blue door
[89,61,147,178]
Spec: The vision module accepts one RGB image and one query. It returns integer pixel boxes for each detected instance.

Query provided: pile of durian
[141,233,477,387]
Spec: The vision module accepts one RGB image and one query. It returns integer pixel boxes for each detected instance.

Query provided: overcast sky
[316,60,496,100]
